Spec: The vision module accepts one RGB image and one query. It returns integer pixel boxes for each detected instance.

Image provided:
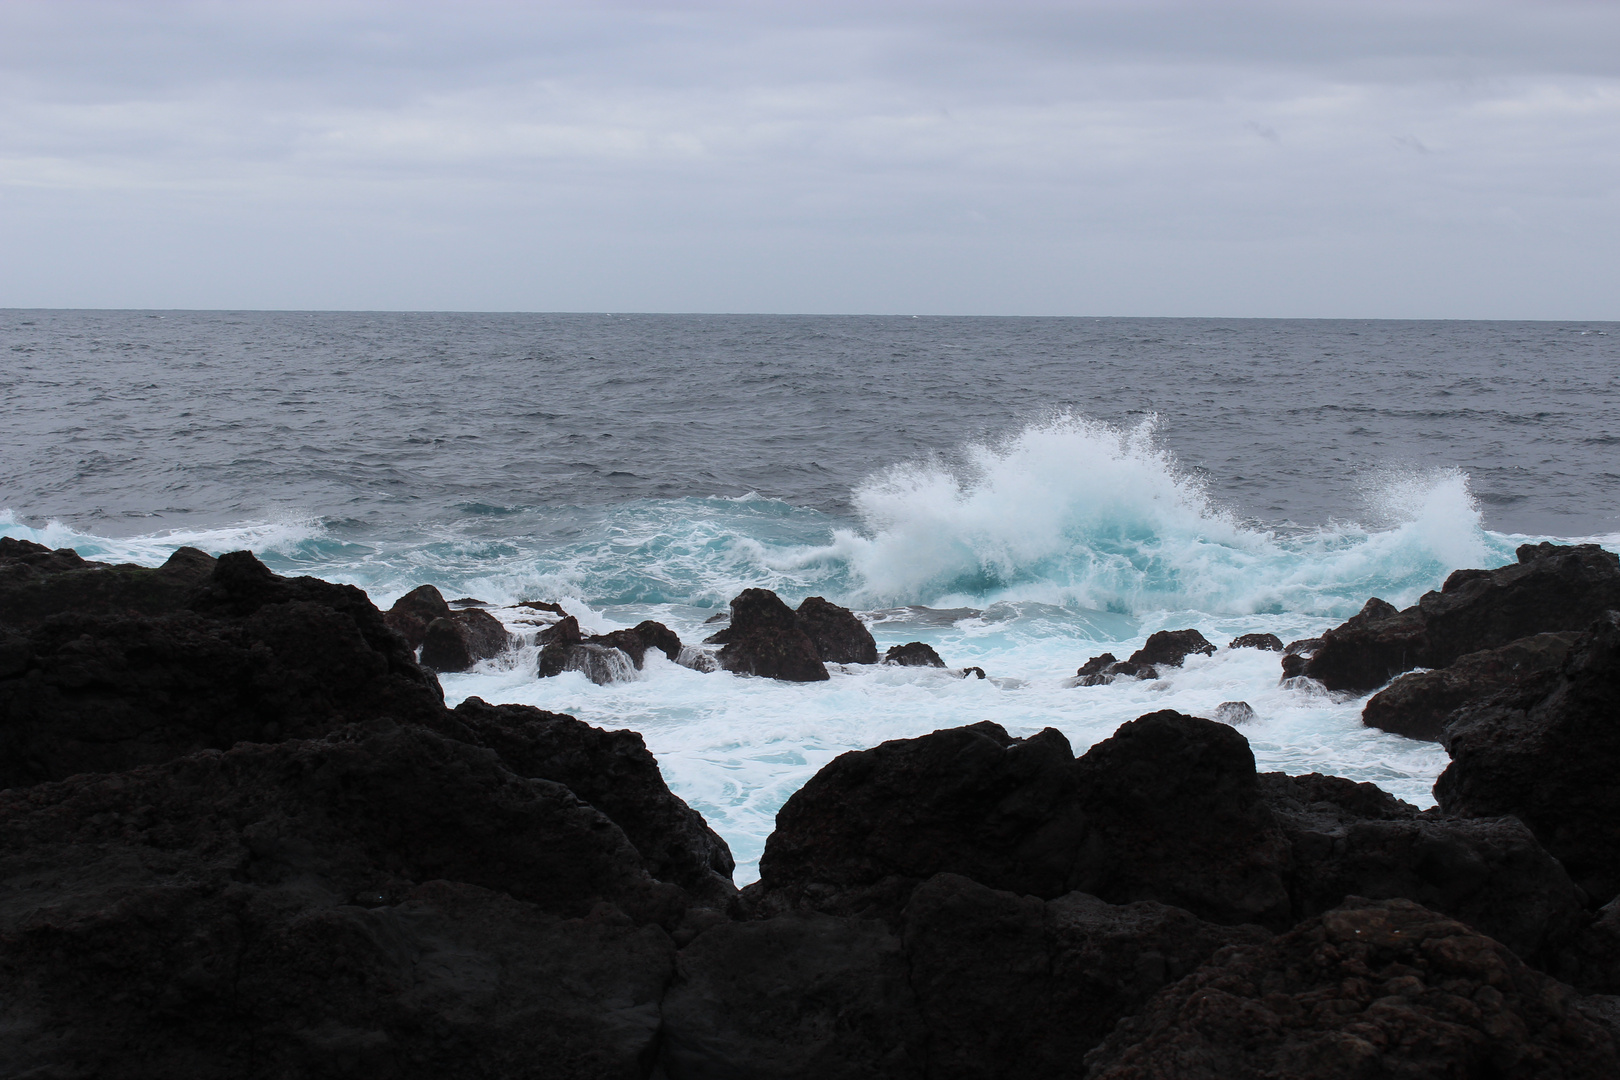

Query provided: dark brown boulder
[538,616,638,684]
[706,588,828,682]
[381,582,452,649]
[1071,711,1293,928]
[587,620,682,668]
[1076,652,1117,677]
[1362,631,1580,742]
[746,722,1085,919]
[901,874,1269,1077]
[795,596,878,664]
[1436,610,1620,906]
[419,608,513,673]
[659,913,925,1079]
[0,722,683,1078]
[1085,897,1620,1080]
[1229,632,1284,652]
[0,540,216,628]
[1127,628,1216,667]
[1260,772,1587,968]
[1280,636,1324,679]
[445,697,736,904]
[883,641,946,667]
[1304,543,1620,692]
[0,551,445,789]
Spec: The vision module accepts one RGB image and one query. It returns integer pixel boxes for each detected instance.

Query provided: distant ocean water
[5,310,1618,882]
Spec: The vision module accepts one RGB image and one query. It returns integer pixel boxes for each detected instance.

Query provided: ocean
[4,310,1618,882]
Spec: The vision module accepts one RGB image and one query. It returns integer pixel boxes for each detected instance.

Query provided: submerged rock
[1214,700,1256,724]
[1303,543,1620,692]
[883,641,946,668]
[1085,897,1620,1080]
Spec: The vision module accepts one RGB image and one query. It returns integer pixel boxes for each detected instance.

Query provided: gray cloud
[0,0,1616,315]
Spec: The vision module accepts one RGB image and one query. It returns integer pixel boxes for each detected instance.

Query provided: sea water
[4,311,1618,882]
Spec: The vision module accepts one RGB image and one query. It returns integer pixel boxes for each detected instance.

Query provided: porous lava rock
[795,595,878,664]
[1436,610,1620,905]
[1260,772,1587,969]
[0,537,216,627]
[1361,631,1579,742]
[704,588,828,682]
[1076,652,1117,678]
[1071,711,1293,928]
[381,582,452,648]
[1281,636,1324,679]
[419,607,512,673]
[0,721,686,1078]
[1229,632,1284,652]
[444,697,736,903]
[0,549,445,788]
[883,641,946,668]
[1127,628,1216,667]
[1303,542,1620,692]
[746,722,1086,919]
[587,620,683,668]
[1084,897,1620,1080]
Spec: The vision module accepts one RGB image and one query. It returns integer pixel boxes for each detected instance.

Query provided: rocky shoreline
[1,535,1617,1077]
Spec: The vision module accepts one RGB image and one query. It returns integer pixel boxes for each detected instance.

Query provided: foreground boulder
[0,537,217,626]
[1362,631,1579,742]
[0,721,693,1078]
[1304,543,1620,692]
[0,549,445,788]
[1436,610,1620,906]
[1085,897,1620,1079]
[704,588,828,682]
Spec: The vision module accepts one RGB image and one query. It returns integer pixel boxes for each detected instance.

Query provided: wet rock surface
[1304,543,1620,692]
[419,607,513,673]
[1085,897,1620,1080]
[884,641,947,667]
[1229,632,1284,652]
[1126,627,1216,667]
[795,595,878,664]
[705,588,829,682]
[1362,631,1579,742]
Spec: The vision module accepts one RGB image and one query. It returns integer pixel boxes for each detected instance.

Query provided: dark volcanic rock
[0,723,684,1078]
[419,607,512,673]
[1362,631,1579,742]
[1072,711,1293,928]
[447,697,736,903]
[901,874,1269,1077]
[587,620,682,668]
[0,539,216,628]
[1281,636,1324,679]
[1104,659,1158,680]
[1304,542,1620,691]
[1436,610,1620,905]
[538,616,638,684]
[1085,897,1620,1080]
[706,588,828,682]
[1260,773,1587,968]
[0,550,445,789]
[1229,632,1284,652]
[884,641,946,667]
[795,595,878,664]
[1126,628,1216,667]
[382,582,452,649]
[659,913,925,1079]
[1076,652,1117,678]
[747,722,1085,919]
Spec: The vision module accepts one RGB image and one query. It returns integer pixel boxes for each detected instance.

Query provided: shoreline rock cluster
[2,536,1619,1076]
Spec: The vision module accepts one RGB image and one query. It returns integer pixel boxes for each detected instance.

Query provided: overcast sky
[1,0,1616,316]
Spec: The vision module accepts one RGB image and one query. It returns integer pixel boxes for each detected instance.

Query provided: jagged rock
[445,698,736,904]
[1214,701,1256,724]
[1071,711,1293,928]
[382,582,451,648]
[587,621,682,668]
[538,616,637,684]
[419,608,512,673]
[659,913,925,1079]
[1104,659,1159,680]
[518,599,567,615]
[448,596,487,607]
[884,641,946,667]
[1436,610,1620,905]
[0,539,217,628]
[1281,636,1324,679]
[1304,543,1620,692]
[1361,631,1579,742]
[901,874,1270,1077]
[1229,632,1284,652]
[1085,897,1620,1080]
[1260,773,1587,968]
[746,722,1085,919]
[1076,652,1117,678]
[0,722,684,1077]
[0,550,445,788]
[1127,628,1216,667]
[705,588,828,682]
[795,596,878,664]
